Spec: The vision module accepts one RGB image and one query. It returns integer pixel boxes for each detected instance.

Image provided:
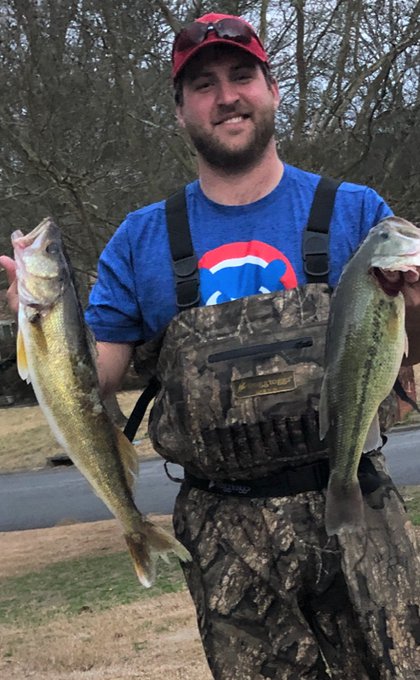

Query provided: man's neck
[197,145,284,206]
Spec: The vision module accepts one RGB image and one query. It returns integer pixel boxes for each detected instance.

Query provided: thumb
[0,255,17,286]
[403,268,420,284]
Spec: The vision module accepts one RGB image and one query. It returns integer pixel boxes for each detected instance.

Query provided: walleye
[320,216,420,536]
[12,218,190,586]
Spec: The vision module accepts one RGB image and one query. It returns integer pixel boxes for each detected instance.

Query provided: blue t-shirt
[86,163,392,343]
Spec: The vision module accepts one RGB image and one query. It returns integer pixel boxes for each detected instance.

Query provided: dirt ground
[0,391,156,472]
[0,518,213,680]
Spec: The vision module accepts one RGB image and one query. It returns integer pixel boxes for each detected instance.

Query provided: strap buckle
[302,230,330,277]
[173,254,201,308]
[173,254,198,278]
[165,188,201,311]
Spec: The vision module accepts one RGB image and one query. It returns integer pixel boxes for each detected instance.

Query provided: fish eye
[46,242,60,255]
[380,231,389,240]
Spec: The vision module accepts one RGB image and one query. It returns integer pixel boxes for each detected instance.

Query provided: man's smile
[215,113,251,126]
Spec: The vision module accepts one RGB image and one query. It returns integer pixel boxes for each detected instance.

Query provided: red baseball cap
[172,13,269,80]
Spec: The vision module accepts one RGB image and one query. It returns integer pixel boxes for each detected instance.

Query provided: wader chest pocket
[207,337,314,400]
[148,288,330,477]
[173,325,326,428]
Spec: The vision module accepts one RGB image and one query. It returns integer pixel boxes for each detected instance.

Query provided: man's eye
[196,81,211,90]
[235,72,252,81]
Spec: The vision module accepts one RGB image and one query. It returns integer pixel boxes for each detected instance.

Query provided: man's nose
[215,80,240,106]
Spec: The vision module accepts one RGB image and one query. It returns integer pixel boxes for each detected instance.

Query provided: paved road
[383,427,420,484]
[0,428,418,532]
[0,458,183,532]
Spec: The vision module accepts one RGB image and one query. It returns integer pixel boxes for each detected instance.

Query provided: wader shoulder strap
[123,375,160,442]
[165,188,200,310]
[122,188,198,442]
[303,176,342,283]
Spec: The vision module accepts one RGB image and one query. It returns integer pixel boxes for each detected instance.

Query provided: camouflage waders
[148,286,420,680]
[173,452,420,680]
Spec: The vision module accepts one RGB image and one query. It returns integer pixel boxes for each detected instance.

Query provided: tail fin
[125,521,191,588]
[325,472,365,536]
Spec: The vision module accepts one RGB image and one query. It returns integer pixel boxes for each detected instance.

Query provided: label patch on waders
[233,371,296,398]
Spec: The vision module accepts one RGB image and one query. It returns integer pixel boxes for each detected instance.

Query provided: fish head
[12,217,69,312]
[363,216,420,297]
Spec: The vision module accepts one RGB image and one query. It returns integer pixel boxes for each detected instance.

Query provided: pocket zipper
[208,337,313,363]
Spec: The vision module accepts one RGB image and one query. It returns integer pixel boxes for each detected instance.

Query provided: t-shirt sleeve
[359,187,394,241]
[85,218,143,343]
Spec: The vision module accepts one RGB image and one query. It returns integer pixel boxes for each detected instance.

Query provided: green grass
[0,551,186,627]
[401,486,420,525]
[1,489,419,632]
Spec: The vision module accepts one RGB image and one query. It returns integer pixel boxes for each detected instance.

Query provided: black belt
[182,455,382,499]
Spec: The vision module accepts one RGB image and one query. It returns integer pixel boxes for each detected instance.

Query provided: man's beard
[186,109,276,173]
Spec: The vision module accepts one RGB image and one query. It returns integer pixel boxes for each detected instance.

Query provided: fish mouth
[12,217,57,250]
[371,268,404,297]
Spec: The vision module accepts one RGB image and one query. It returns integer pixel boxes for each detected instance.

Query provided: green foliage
[0,551,186,627]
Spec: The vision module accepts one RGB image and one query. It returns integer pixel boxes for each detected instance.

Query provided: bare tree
[0,0,419,273]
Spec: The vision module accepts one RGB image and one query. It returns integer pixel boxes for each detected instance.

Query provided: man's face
[176,47,280,172]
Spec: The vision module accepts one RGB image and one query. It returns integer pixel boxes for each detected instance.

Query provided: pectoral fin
[404,331,409,357]
[16,329,31,383]
[114,425,139,491]
[362,413,382,453]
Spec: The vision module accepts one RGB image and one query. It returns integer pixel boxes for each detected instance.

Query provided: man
[2,12,420,680]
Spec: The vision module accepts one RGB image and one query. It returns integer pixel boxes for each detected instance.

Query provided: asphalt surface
[0,458,183,532]
[383,426,420,484]
[0,427,418,532]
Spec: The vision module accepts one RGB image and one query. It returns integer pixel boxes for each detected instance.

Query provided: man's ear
[271,78,280,108]
[176,105,186,129]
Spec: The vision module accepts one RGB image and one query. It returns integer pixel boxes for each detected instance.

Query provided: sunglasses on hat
[174,18,257,53]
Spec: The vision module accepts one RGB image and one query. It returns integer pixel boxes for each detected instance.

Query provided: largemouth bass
[12,218,190,586]
[319,216,420,536]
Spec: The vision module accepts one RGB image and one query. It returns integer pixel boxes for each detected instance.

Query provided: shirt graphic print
[199,240,298,305]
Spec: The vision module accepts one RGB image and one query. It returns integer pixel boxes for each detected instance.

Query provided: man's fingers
[0,255,17,286]
[379,268,420,284]
[0,255,19,315]
[404,269,420,284]
[6,280,18,312]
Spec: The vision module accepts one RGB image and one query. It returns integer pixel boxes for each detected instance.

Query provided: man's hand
[382,267,420,365]
[0,255,18,316]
